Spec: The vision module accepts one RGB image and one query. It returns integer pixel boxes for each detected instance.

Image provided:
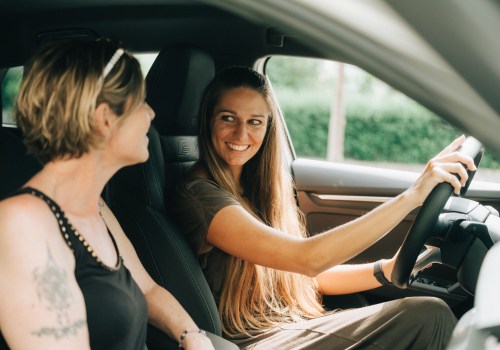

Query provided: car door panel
[293,158,416,263]
[292,158,499,310]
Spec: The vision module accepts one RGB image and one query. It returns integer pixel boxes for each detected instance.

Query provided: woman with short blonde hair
[0,39,212,350]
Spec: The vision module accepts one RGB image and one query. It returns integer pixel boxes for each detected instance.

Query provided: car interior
[1,1,500,349]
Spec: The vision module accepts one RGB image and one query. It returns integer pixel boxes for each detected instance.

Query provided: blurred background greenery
[266,56,500,169]
[1,67,23,125]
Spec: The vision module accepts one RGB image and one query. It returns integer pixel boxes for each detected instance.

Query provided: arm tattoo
[30,244,86,340]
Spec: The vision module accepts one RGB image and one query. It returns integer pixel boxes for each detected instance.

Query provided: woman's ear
[93,102,117,138]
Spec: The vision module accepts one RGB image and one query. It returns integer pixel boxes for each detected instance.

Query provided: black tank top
[0,187,148,349]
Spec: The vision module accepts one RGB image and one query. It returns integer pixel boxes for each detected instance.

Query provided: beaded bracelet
[178,329,206,348]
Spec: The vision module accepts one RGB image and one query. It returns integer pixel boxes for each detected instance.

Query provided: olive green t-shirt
[170,178,240,305]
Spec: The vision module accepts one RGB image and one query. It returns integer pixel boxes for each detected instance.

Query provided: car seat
[107,45,237,350]
[0,127,42,200]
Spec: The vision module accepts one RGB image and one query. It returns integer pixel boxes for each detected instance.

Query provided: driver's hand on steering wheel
[381,252,433,284]
[407,135,476,206]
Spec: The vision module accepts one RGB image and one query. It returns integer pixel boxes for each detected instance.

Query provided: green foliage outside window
[1,67,23,125]
[267,57,500,169]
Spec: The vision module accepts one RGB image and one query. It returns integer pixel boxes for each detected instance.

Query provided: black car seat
[107,46,236,350]
[0,127,42,199]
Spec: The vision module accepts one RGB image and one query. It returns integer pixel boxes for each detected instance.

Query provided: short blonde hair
[14,39,145,163]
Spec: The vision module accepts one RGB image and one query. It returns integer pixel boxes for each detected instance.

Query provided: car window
[1,53,158,127]
[265,56,500,184]
[135,52,157,77]
[1,66,23,127]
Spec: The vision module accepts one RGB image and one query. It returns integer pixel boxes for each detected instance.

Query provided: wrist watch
[373,260,391,286]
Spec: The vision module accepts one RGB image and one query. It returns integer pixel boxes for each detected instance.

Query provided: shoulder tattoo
[31,244,86,340]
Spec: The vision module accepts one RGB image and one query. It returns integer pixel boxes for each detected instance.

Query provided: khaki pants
[230,296,457,350]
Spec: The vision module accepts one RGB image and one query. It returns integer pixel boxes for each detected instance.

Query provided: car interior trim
[314,193,392,203]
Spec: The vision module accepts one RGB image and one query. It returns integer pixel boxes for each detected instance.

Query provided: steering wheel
[391,136,484,288]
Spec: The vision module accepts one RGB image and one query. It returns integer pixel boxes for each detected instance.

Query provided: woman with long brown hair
[172,66,474,349]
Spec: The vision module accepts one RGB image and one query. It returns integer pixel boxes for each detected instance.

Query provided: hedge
[278,90,500,169]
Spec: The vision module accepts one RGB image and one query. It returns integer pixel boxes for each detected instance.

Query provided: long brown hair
[197,66,324,336]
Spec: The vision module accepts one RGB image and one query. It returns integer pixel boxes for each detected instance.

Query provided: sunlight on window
[134,52,158,76]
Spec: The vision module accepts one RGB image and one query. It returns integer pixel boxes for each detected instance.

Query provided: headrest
[146,45,215,136]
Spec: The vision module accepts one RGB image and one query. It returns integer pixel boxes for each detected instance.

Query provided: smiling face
[211,87,270,180]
